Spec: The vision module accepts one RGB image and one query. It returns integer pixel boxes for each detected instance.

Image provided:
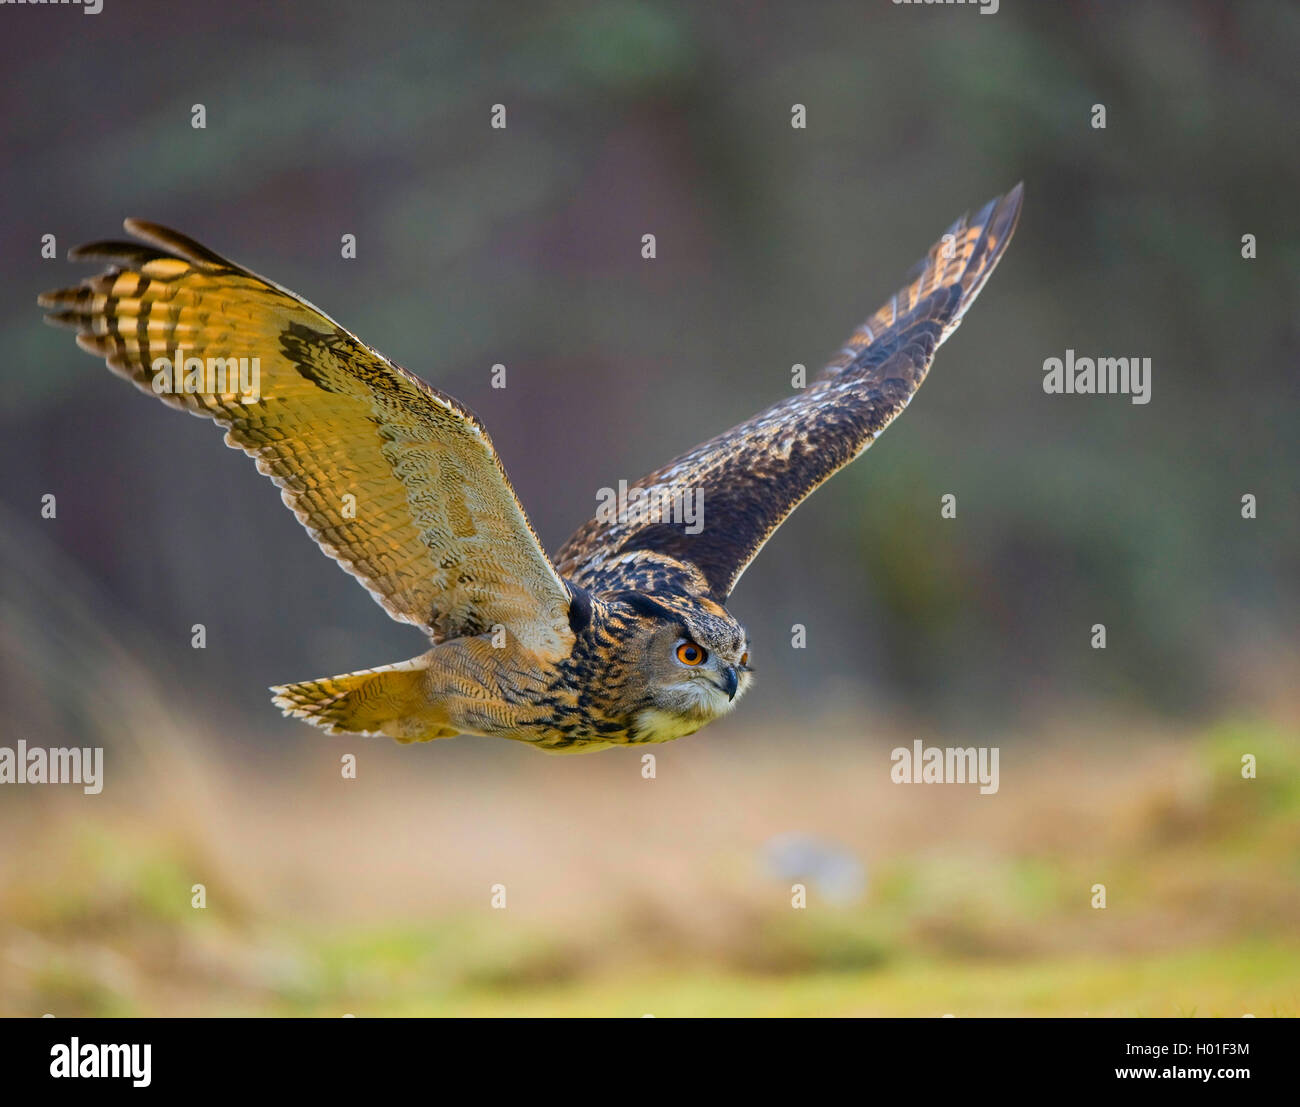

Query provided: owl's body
[274,549,747,751]
[40,185,1022,753]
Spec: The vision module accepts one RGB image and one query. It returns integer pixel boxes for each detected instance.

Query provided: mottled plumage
[40,185,1022,752]
[557,185,1024,603]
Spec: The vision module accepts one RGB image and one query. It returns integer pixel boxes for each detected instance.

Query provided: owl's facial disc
[617,592,752,736]
[646,621,752,729]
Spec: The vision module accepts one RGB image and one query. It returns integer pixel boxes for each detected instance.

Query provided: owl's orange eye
[740,651,749,668]
[675,641,707,666]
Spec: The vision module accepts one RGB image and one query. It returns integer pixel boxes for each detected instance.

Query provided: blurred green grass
[3,720,1296,1016]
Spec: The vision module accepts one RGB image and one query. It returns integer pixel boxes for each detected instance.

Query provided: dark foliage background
[2,0,1296,741]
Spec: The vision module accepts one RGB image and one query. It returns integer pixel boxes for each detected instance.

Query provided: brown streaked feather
[40,222,575,659]
[556,184,1023,602]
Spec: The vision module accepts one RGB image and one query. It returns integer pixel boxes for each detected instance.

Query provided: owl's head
[612,591,753,741]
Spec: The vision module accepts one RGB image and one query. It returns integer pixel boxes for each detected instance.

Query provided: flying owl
[39,184,1022,752]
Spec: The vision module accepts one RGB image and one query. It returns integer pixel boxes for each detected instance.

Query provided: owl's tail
[270,653,459,744]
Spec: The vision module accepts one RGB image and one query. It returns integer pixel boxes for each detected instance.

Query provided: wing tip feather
[121,218,232,267]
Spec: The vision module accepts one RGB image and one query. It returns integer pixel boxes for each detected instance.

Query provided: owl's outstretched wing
[40,221,574,659]
[556,183,1023,602]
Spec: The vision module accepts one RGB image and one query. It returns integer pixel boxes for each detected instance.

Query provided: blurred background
[1,0,1296,1015]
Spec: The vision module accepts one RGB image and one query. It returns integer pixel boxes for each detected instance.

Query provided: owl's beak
[720,666,739,701]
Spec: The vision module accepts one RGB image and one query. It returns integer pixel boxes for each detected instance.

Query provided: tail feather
[270,654,458,743]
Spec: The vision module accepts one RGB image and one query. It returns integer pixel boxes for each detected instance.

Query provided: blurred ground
[2,711,1296,1016]
[1,515,1295,1016]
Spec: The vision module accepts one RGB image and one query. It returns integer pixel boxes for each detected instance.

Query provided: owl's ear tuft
[566,583,593,634]
[613,591,678,623]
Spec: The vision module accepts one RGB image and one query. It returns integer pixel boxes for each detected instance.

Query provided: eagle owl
[40,185,1022,752]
